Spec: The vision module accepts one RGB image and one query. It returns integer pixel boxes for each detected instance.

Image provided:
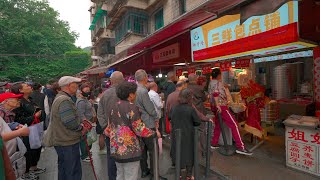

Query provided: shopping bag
[158,138,163,155]
[165,116,171,134]
[29,122,44,149]
[86,127,97,146]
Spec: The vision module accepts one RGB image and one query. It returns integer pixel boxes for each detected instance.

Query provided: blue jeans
[54,143,82,180]
[106,137,117,180]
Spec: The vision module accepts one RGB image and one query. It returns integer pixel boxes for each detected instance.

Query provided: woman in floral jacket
[105,81,155,180]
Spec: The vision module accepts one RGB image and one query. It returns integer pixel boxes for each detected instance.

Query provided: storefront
[186,0,320,176]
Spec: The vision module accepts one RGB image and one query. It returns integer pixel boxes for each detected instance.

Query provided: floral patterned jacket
[109,100,154,163]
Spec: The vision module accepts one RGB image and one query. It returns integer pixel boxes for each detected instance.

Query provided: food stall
[185,0,320,175]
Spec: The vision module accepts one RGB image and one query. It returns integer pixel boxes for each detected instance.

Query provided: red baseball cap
[0,92,23,103]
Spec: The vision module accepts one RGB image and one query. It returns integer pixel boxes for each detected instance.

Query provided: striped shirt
[58,100,82,131]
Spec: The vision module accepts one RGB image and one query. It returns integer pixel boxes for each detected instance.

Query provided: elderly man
[148,82,163,134]
[97,71,124,180]
[43,76,91,180]
[135,69,167,180]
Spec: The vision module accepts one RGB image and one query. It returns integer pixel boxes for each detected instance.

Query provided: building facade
[89,0,207,67]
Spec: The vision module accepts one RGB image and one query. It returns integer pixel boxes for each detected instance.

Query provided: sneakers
[29,167,46,175]
[21,172,39,180]
[210,144,220,150]
[98,149,107,155]
[236,148,253,156]
[82,157,91,162]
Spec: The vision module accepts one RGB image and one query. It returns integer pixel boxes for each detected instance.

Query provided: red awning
[127,0,247,54]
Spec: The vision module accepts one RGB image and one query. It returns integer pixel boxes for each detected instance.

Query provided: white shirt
[0,117,17,156]
[148,90,163,119]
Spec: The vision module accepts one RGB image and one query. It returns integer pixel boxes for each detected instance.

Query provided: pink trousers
[211,106,244,150]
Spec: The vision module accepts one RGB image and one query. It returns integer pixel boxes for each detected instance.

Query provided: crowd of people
[0,67,252,180]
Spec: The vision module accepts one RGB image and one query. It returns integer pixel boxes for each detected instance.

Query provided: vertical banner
[314,47,320,109]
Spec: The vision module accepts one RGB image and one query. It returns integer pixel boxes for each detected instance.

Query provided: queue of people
[0,67,253,180]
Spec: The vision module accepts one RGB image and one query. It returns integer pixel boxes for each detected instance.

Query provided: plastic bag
[158,138,163,155]
[29,122,44,149]
[87,127,97,146]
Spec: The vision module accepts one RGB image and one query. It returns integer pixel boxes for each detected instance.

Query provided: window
[115,11,148,43]
[154,9,164,31]
[180,0,186,15]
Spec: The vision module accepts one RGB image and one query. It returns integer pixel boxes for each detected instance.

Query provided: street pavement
[37,129,317,180]
[37,140,179,180]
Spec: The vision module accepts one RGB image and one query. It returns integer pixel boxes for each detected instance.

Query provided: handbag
[165,115,171,134]
[86,126,97,146]
[29,116,44,149]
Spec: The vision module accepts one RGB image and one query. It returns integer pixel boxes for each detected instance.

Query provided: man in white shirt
[148,82,163,121]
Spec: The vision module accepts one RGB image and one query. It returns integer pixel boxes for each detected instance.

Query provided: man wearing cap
[0,92,29,155]
[43,76,91,180]
[0,92,23,123]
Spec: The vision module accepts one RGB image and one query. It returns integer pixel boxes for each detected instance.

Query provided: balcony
[106,0,150,30]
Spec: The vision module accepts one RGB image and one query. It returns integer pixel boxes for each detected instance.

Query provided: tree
[0,0,91,83]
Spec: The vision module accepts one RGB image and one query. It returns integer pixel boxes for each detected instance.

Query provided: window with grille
[154,8,164,31]
[180,0,186,15]
[115,11,148,44]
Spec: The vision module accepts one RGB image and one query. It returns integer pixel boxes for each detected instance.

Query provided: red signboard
[193,23,299,61]
[202,65,211,74]
[176,69,183,77]
[220,61,231,71]
[188,68,196,75]
[314,47,320,109]
[235,59,251,68]
[152,43,180,63]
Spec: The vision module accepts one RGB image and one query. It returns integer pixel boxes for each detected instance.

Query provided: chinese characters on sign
[188,68,196,75]
[219,61,231,72]
[176,69,183,77]
[286,127,320,176]
[153,43,180,63]
[235,59,251,68]
[202,65,211,75]
[207,11,282,48]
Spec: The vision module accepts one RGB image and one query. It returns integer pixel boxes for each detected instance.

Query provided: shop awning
[127,0,248,54]
[80,65,108,75]
[108,50,145,68]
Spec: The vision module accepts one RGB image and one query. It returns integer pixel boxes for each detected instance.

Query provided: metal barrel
[175,129,182,180]
[205,121,213,177]
[217,113,228,147]
[194,126,200,180]
[153,137,160,180]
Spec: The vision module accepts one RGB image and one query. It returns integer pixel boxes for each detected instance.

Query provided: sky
[48,0,92,48]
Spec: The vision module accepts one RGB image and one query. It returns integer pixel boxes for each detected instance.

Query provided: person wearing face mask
[76,83,96,162]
